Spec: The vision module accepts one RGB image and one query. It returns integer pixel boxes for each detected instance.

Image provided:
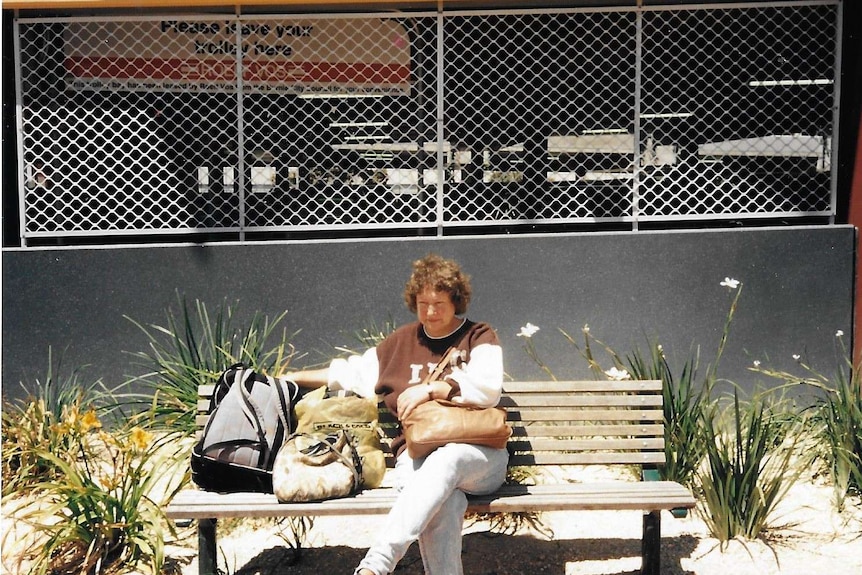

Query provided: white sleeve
[327,347,380,400]
[445,342,503,408]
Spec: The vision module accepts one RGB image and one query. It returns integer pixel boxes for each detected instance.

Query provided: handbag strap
[421,346,461,386]
[293,432,364,489]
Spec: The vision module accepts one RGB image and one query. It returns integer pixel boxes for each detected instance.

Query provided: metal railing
[12,2,840,244]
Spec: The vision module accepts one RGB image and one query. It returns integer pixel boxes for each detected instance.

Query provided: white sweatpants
[356,442,509,575]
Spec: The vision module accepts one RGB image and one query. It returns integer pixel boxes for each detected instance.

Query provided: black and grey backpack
[191,363,300,493]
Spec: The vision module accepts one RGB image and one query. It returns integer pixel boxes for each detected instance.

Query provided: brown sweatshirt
[328,319,503,454]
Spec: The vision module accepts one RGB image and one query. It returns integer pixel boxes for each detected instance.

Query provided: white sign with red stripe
[64,19,411,95]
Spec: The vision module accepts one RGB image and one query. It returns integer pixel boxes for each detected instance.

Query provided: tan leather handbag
[401,347,511,459]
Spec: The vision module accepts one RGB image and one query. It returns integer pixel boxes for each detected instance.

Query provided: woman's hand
[397,383,434,420]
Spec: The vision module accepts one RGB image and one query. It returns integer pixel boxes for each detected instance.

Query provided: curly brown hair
[403,254,472,315]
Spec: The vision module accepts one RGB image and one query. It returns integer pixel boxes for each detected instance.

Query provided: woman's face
[416,287,459,338]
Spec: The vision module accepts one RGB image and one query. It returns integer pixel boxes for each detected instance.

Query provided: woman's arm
[446,341,504,408]
[284,367,330,389]
[285,348,380,399]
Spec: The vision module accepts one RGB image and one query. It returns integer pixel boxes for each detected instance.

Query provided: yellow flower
[130,427,153,451]
[81,409,102,432]
[63,405,79,427]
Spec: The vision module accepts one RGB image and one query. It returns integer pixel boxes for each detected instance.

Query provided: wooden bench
[166,379,696,575]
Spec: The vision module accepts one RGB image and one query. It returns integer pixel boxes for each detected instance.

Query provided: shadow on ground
[229,533,699,575]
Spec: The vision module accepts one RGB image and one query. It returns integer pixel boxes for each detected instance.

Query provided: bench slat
[509,424,664,437]
[499,395,663,408]
[508,451,667,466]
[166,480,694,520]
[508,437,665,451]
[503,380,663,393]
[508,408,663,422]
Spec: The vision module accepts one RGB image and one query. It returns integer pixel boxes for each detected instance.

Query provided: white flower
[720,277,740,289]
[792,354,801,361]
[582,324,590,334]
[604,367,631,381]
[836,330,844,337]
[753,360,761,367]
[517,323,540,338]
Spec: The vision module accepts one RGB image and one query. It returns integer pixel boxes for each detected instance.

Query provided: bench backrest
[195,379,666,469]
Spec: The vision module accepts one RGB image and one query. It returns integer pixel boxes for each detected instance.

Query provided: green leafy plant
[559,326,710,488]
[11,414,188,575]
[325,316,400,364]
[697,388,808,544]
[751,334,862,509]
[816,366,862,507]
[1,349,109,496]
[124,294,299,433]
[555,279,744,488]
[629,345,710,489]
[520,279,819,543]
[348,316,399,349]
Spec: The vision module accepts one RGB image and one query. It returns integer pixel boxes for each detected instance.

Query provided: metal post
[198,518,218,575]
[641,510,661,575]
[435,9,445,236]
[235,9,246,242]
[632,8,644,232]
[12,12,28,247]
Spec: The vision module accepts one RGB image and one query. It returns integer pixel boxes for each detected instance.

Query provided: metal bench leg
[198,518,217,575]
[641,510,661,575]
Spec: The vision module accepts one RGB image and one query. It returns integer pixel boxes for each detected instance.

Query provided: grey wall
[2,226,855,403]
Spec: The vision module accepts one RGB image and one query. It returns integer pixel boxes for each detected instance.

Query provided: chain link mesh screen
[13,3,839,244]
[637,5,837,219]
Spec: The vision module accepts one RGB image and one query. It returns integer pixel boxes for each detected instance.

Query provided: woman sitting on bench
[287,253,508,575]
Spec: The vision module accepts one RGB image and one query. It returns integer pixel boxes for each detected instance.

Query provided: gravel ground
[5,465,860,575]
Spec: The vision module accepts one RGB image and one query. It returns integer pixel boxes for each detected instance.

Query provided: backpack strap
[236,368,273,468]
[199,365,249,442]
[273,376,300,436]
[210,362,246,409]
[267,376,300,467]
